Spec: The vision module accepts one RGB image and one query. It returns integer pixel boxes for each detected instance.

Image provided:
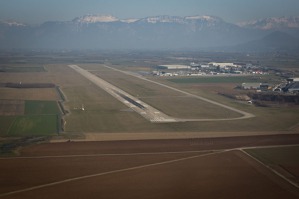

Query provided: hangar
[157,65,191,70]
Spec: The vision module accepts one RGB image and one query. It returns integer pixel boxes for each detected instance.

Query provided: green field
[25,100,60,115]
[7,115,58,136]
[0,100,61,137]
[0,116,16,135]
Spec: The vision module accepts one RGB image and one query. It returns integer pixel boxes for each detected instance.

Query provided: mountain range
[0,15,299,51]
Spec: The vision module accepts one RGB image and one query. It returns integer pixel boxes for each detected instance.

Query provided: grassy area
[60,64,299,133]
[89,65,242,119]
[7,115,58,136]
[25,100,60,115]
[245,146,299,165]
[0,66,45,73]
[0,116,16,135]
[0,100,61,136]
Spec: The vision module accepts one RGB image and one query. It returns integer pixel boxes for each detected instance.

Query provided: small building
[241,83,262,90]
[209,62,240,68]
[283,82,299,93]
[190,62,200,67]
[287,77,299,82]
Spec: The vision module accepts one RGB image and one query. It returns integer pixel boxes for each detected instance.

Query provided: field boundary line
[0,150,220,160]
[0,150,230,197]
[239,144,299,150]
[240,149,299,189]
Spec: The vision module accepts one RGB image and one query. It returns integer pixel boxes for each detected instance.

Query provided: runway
[69,65,254,123]
[68,65,176,123]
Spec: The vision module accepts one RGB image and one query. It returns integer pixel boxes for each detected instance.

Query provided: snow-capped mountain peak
[185,15,221,22]
[73,15,119,23]
[120,18,139,23]
[139,16,185,24]
[0,20,26,27]
[239,16,299,30]
[139,15,222,24]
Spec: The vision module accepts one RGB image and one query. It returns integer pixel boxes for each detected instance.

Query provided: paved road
[69,64,254,123]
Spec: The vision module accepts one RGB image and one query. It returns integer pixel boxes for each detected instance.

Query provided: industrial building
[157,65,191,70]
[287,77,299,82]
[241,83,262,90]
[283,82,299,93]
[241,83,270,91]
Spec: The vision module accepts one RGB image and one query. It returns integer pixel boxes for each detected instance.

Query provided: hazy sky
[1,0,299,24]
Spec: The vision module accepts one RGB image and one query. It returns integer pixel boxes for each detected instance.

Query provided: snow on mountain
[139,15,186,24]
[120,18,139,23]
[1,14,289,51]
[71,14,224,25]
[184,15,221,22]
[136,15,223,25]
[0,20,26,27]
[73,15,119,23]
[239,16,299,30]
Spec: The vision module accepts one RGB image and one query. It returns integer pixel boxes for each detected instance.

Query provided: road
[69,64,255,123]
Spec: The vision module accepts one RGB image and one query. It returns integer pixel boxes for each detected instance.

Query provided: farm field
[0,100,61,136]
[0,88,59,101]
[0,66,45,73]
[6,115,58,136]
[245,146,299,186]
[1,135,299,199]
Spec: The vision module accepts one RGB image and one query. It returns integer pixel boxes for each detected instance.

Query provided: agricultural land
[0,51,299,198]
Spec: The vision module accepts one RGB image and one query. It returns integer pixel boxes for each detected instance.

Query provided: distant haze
[0,14,299,51]
[1,0,299,25]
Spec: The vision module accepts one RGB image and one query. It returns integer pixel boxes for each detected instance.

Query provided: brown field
[1,135,299,199]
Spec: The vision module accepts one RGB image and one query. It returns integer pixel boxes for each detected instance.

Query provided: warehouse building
[157,65,191,70]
